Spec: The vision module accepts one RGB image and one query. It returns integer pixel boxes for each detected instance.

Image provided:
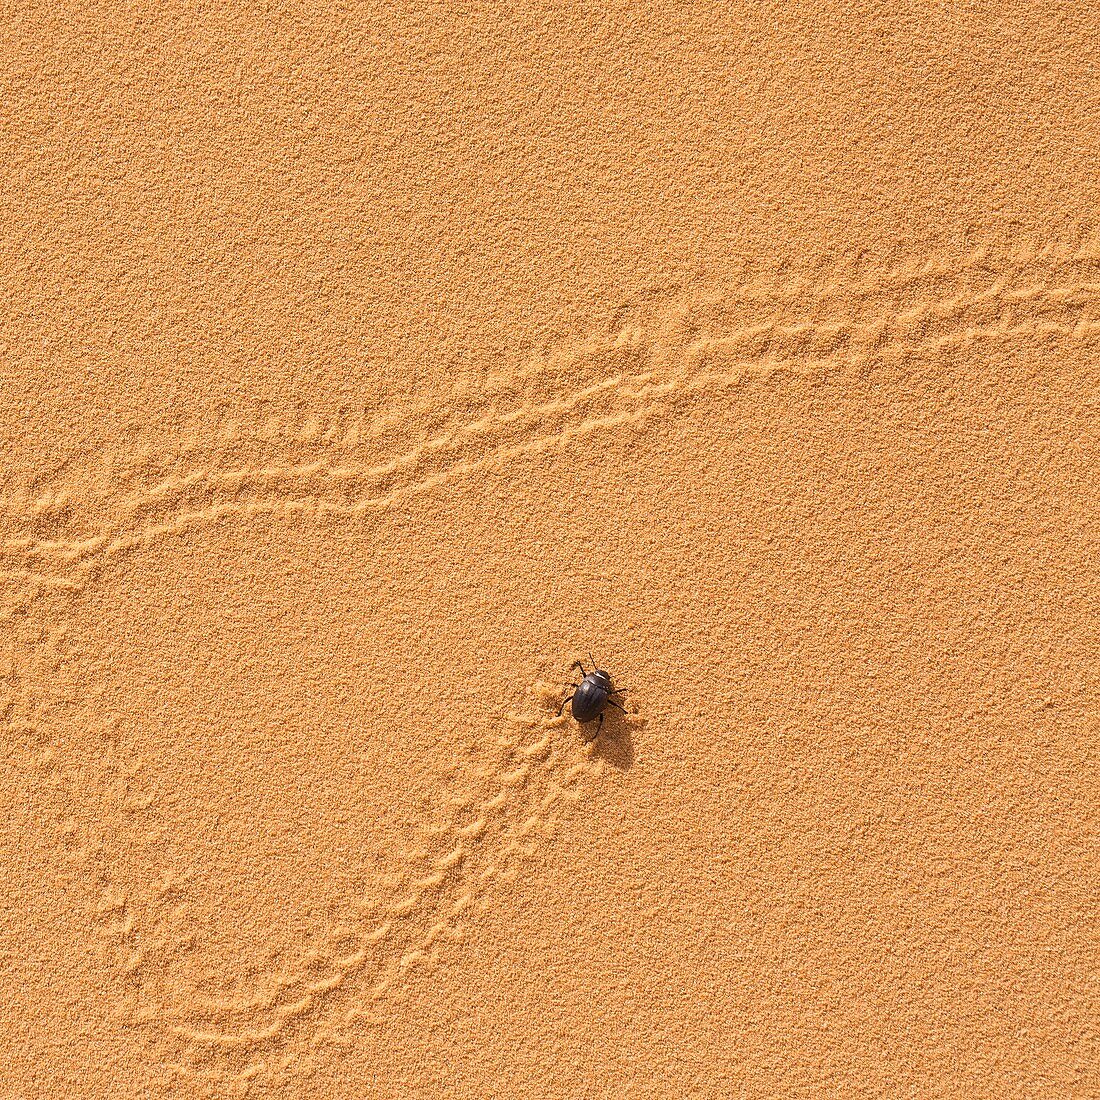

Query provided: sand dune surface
[2,4,1098,1097]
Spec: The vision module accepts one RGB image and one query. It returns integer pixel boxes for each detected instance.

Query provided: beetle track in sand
[2,239,1098,1089]
[0,576,606,1090]
[2,241,1099,586]
[136,690,606,1085]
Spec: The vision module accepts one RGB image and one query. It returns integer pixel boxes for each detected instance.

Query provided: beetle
[558,656,627,740]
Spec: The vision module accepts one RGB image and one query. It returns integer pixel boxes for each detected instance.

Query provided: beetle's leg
[583,713,603,742]
[608,700,627,713]
[557,694,574,717]
[571,660,587,678]
[609,687,628,696]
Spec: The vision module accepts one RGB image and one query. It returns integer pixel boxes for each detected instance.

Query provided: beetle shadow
[589,708,642,771]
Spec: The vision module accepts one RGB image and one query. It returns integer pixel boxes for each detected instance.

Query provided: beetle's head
[592,669,613,688]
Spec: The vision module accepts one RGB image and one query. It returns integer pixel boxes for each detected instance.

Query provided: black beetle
[558,657,627,740]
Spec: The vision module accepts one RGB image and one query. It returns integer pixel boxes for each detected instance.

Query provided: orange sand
[2,4,1098,1097]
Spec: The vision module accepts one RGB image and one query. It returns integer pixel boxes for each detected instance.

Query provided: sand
[2,4,1098,1097]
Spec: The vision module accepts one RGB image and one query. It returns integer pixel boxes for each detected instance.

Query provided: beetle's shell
[570,674,610,722]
